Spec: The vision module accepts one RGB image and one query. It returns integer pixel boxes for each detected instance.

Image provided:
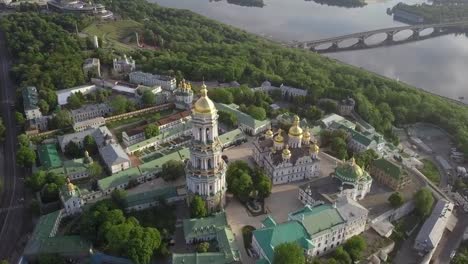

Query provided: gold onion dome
[66,178,75,193]
[303,128,311,139]
[282,145,291,158]
[274,129,284,143]
[194,82,216,114]
[265,129,274,138]
[310,142,320,153]
[289,115,303,137]
[349,157,364,178]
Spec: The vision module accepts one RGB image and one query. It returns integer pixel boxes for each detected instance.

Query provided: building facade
[73,116,105,132]
[252,196,368,263]
[22,86,42,120]
[369,158,410,190]
[253,116,320,185]
[338,97,355,116]
[70,103,112,123]
[60,179,84,215]
[186,83,227,212]
[129,71,177,91]
[113,54,135,74]
[174,79,194,110]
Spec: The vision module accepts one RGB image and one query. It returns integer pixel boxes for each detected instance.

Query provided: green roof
[261,215,277,228]
[97,167,142,191]
[38,144,62,169]
[371,158,402,180]
[172,252,234,264]
[218,129,245,146]
[138,148,189,175]
[63,158,89,175]
[215,103,270,130]
[183,212,228,242]
[335,160,370,183]
[24,210,91,257]
[289,205,344,237]
[253,220,312,263]
[127,121,191,152]
[216,227,241,262]
[125,187,178,208]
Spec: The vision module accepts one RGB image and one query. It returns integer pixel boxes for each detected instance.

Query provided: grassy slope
[83,19,143,52]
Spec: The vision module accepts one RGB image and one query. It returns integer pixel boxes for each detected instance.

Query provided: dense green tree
[111,95,131,114]
[208,89,234,104]
[190,195,207,218]
[15,112,25,126]
[354,149,378,169]
[65,141,82,159]
[141,90,156,106]
[226,160,251,188]
[218,110,238,128]
[304,106,323,121]
[331,137,348,160]
[388,192,404,208]
[273,242,305,264]
[231,171,253,201]
[246,105,266,121]
[26,170,47,192]
[51,109,73,129]
[17,134,30,147]
[414,187,434,218]
[144,124,160,138]
[83,135,98,155]
[161,160,185,181]
[343,235,366,262]
[333,246,352,264]
[197,242,210,253]
[453,247,468,264]
[254,171,272,199]
[89,162,103,178]
[319,100,338,114]
[16,145,36,167]
[67,92,84,109]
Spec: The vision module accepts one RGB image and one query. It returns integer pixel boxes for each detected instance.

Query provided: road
[0,30,29,261]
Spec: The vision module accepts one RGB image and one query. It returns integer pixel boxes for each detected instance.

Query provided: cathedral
[185,83,227,211]
[253,115,320,185]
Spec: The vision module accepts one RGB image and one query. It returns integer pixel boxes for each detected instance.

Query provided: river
[151,0,468,101]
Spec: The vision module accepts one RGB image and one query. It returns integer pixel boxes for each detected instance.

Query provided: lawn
[83,19,144,52]
[421,159,441,185]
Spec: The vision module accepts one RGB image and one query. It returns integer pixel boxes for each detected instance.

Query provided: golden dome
[310,142,320,153]
[282,145,291,158]
[265,129,273,138]
[350,157,364,178]
[288,115,303,137]
[274,129,284,143]
[303,128,311,139]
[194,83,216,114]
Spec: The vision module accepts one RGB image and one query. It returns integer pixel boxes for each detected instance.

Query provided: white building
[253,116,320,185]
[252,196,368,263]
[333,157,373,201]
[71,103,113,123]
[113,54,135,74]
[414,199,454,253]
[186,83,227,212]
[99,143,131,174]
[129,71,177,91]
[56,84,98,106]
[22,86,42,120]
[60,178,84,215]
[73,116,105,132]
[253,81,308,98]
[338,97,355,116]
[82,58,101,78]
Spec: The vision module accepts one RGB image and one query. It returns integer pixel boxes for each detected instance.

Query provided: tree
[37,254,66,264]
[226,160,251,189]
[89,162,103,178]
[111,95,130,114]
[208,89,234,104]
[388,192,404,208]
[16,145,36,167]
[197,242,210,253]
[111,189,128,209]
[26,170,47,192]
[355,149,378,169]
[15,112,25,126]
[246,105,266,121]
[65,141,82,159]
[331,137,348,160]
[333,246,352,264]
[190,195,207,218]
[38,99,50,114]
[144,124,160,138]
[17,134,30,147]
[52,109,72,129]
[255,172,272,199]
[305,106,323,121]
[319,100,337,114]
[343,235,366,262]
[67,92,83,109]
[42,183,60,203]
[0,260,8,264]
[83,135,98,155]
[273,242,305,264]
[161,160,185,181]
[218,110,238,128]
[231,171,253,201]
[141,89,156,106]
[414,187,434,218]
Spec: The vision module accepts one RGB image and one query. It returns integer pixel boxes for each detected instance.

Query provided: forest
[3,0,468,155]
[393,3,468,23]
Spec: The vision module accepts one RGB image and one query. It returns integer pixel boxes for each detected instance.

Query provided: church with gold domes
[253,115,320,185]
[185,82,227,211]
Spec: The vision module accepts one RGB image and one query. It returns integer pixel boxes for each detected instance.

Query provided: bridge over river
[289,21,468,53]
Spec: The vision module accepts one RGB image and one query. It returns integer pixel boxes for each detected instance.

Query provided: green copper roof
[371,158,402,180]
[127,121,191,152]
[63,158,89,175]
[218,128,245,146]
[97,167,141,191]
[216,227,241,262]
[38,144,62,169]
[183,212,228,242]
[138,148,189,175]
[335,159,370,183]
[289,205,344,237]
[215,103,270,130]
[125,187,178,208]
[172,252,233,264]
[262,216,277,228]
[253,220,312,263]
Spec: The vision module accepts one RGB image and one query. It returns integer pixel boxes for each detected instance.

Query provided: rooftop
[218,129,245,145]
[99,143,130,167]
[37,144,62,169]
[127,122,191,152]
[22,86,39,111]
[124,187,178,208]
[138,148,189,175]
[97,166,141,191]
[63,158,89,175]
[371,158,404,180]
[289,204,344,236]
[215,103,270,130]
[183,212,228,242]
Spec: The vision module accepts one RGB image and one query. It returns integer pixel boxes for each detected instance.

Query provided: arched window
[206,128,210,141]
[199,128,202,141]
[208,159,212,169]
